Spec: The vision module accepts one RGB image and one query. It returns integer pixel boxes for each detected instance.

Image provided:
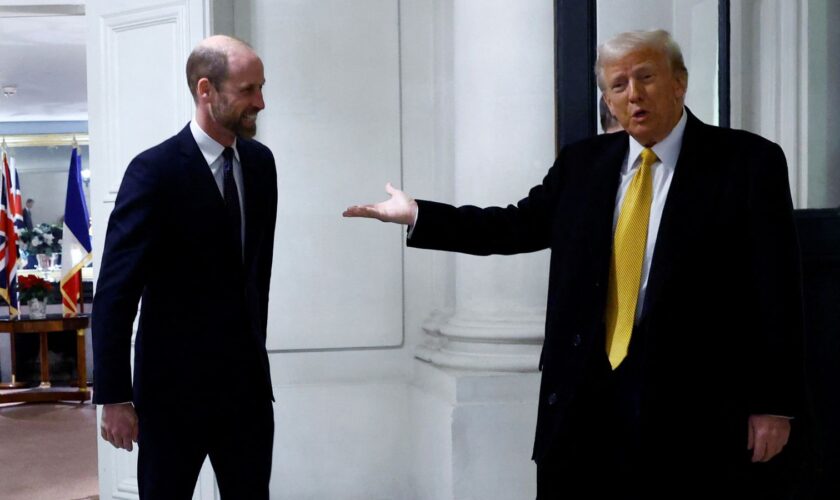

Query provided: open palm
[343,182,417,225]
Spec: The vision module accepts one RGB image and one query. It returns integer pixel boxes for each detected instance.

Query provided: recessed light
[2,85,17,97]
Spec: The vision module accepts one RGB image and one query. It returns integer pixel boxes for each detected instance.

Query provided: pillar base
[416,308,542,372]
[409,360,540,500]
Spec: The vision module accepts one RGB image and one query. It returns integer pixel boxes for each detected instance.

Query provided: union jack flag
[0,151,20,315]
[11,164,23,235]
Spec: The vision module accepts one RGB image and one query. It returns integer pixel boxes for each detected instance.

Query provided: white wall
[236,0,441,497]
[248,0,405,352]
[238,0,552,496]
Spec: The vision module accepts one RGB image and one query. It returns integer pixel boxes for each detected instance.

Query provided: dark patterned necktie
[222,147,242,260]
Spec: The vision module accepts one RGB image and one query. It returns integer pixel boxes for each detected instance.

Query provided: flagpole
[73,141,84,316]
[79,273,84,314]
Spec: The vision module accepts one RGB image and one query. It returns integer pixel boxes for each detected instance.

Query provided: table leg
[0,332,26,388]
[76,329,88,392]
[39,331,51,388]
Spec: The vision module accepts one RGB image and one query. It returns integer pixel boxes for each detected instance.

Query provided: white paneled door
[85,1,216,498]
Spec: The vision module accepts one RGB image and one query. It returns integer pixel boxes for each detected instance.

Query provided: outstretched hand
[343,182,418,225]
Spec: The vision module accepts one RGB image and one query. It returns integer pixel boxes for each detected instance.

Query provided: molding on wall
[112,477,139,500]
[417,306,543,372]
[99,3,191,203]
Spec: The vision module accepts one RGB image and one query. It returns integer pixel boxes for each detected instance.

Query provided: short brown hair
[186,45,229,101]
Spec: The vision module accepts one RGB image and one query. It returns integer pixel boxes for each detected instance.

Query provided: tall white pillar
[415,0,555,372]
[411,1,555,499]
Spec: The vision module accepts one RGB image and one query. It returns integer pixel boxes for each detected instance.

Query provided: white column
[415,0,555,372]
[410,2,554,499]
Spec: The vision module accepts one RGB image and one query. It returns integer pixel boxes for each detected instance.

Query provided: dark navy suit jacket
[408,111,805,482]
[92,124,277,411]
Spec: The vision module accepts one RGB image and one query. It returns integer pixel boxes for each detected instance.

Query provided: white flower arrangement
[19,223,63,256]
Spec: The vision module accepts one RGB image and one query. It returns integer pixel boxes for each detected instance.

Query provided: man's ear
[196,78,213,102]
[674,72,688,100]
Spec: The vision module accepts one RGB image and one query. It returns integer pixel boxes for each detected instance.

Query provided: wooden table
[0,314,90,403]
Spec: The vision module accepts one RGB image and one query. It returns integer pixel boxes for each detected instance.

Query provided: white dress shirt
[189,119,246,248]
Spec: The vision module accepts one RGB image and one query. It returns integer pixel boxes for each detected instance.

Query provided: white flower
[31,236,42,247]
[43,234,54,245]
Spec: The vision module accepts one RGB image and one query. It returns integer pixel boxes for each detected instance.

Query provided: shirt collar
[626,108,687,171]
[189,119,239,166]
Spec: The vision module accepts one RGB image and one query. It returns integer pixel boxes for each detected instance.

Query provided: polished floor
[0,401,98,500]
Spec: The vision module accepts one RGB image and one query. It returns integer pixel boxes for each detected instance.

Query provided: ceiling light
[2,85,16,97]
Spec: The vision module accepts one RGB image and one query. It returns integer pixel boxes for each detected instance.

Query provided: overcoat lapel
[588,133,629,282]
[642,111,709,320]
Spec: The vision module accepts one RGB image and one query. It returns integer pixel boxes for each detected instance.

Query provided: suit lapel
[237,139,261,271]
[177,125,227,211]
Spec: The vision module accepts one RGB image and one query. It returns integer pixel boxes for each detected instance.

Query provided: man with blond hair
[345,30,804,498]
[93,35,277,499]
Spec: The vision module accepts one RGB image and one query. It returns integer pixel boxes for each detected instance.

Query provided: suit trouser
[136,396,274,500]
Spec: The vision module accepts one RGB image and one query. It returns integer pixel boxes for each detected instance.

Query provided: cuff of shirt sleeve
[407,207,420,239]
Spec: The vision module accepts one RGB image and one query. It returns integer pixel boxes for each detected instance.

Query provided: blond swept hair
[595,30,688,91]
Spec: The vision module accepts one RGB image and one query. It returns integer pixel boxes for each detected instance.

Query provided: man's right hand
[343,182,418,225]
[101,402,139,451]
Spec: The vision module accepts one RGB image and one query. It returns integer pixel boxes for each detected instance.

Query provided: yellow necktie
[605,147,657,369]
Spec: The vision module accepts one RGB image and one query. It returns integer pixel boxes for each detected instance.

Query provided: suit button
[547,393,558,406]
[571,334,582,347]
[594,281,601,288]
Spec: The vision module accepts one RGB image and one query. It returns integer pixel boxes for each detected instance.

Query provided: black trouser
[136,397,274,499]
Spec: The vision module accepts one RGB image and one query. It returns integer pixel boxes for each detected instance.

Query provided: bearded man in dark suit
[93,35,277,499]
[344,30,804,499]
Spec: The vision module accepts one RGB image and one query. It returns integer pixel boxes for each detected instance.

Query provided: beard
[211,95,258,139]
